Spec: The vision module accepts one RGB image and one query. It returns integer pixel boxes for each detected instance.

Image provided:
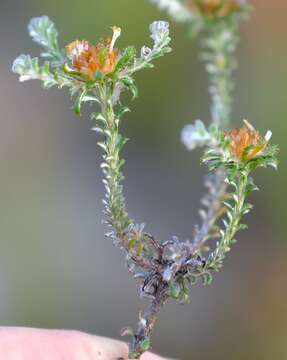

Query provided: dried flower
[149,0,193,23]
[227,120,271,161]
[66,26,121,79]
[187,0,247,18]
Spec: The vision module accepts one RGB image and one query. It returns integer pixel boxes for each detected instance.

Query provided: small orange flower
[187,0,244,18]
[227,120,269,161]
[66,26,121,80]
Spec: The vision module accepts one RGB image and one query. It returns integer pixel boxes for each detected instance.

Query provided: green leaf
[12,54,40,82]
[94,70,104,81]
[239,223,248,231]
[121,77,138,99]
[130,352,140,359]
[96,113,107,123]
[28,16,63,61]
[241,203,253,215]
[179,291,190,304]
[74,89,87,115]
[162,46,172,54]
[117,106,130,119]
[12,54,58,87]
[97,142,107,151]
[143,63,154,69]
[223,201,234,211]
[227,165,238,181]
[169,282,181,299]
[202,272,213,286]
[117,134,129,150]
[63,64,82,77]
[98,47,109,66]
[246,177,259,195]
[140,337,151,352]
[81,95,100,103]
[115,46,137,72]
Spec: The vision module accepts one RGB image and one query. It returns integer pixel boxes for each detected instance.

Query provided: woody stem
[129,282,169,359]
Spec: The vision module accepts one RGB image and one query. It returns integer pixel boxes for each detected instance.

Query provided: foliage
[202,124,278,271]
[28,16,64,63]
[12,17,171,115]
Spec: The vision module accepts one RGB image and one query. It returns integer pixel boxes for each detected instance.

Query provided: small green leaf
[169,282,181,299]
[121,77,139,99]
[239,223,248,231]
[117,134,129,150]
[94,70,104,81]
[12,54,59,88]
[143,63,154,69]
[203,272,213,286]
[63,64,82,76]
[162,46,172,53]
[115,46,137,72]
[98,47,108,66]
[12,55,39,82]
[81,95,100,103]
[130,352,140,359]
[117,106,130,119]
[74,89,87,115]
[97,141,107,151]
[28,16,63,61]
[140,337,151,352]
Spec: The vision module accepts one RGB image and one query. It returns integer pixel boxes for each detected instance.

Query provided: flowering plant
[12,3,278,359]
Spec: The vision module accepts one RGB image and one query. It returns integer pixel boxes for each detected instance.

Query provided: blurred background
[0,0,286,359]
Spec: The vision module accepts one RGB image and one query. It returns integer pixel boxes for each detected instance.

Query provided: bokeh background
[0,0,286,359]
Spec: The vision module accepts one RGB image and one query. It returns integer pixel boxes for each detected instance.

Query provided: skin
[0,328,165,360]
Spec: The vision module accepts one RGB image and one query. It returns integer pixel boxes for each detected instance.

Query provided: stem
[130,282,169,358]
[99,84,132,242]
[207,169,249,270]
[202,23,238,128]
[98,84,165,358]
[122,36,170,77]
[192,169,226,253]
[193,23,239,252]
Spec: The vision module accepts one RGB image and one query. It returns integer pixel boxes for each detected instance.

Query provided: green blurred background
[0,0,286,358]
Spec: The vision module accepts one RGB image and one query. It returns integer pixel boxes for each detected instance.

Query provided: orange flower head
[187,0,245,18]
[227,120,270,161]
[66,26,121,79]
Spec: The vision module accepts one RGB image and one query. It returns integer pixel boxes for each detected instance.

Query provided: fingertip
[139,351,166,360]
[89,335,129,360]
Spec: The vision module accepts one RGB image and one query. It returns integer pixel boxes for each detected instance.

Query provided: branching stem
[96,19,243,360]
